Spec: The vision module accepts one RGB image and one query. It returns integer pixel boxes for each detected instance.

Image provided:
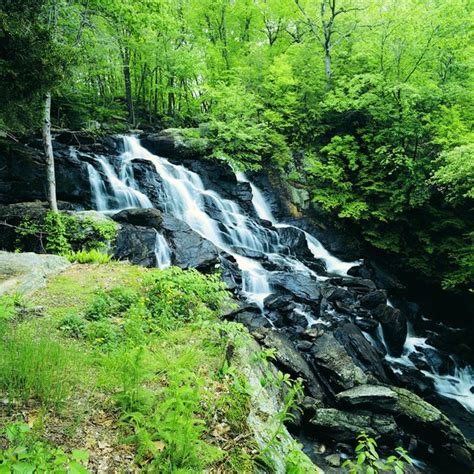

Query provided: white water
[379,320,474,413]
[86,152,152,212]
[154,231,171,269]
[236,172,358,277]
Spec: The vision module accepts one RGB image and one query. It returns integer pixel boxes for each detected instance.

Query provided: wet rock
[141,128,210,160]
[255,328,325,401]
[112,208,162,229]
[275,225,314,260]
[219,253,241,290]
[372,304,407,357]
[311,408,397,442]
[334,323,390,383]
[114,224,159,267]
[268,272,320,306]
[321,286,354,305]
[161,215,220,271]
[360,290,387,310]
[328,276,376,291]
[264,294,296,312]
[235,311,271,331]
[310,332,368,393]
[297,340,313,352]
[335,384,474,472]
[336,385,399,412]
[348,260,405,291]
[392,387,473,471]
[303,327,320,340]
[354,317,379,332]
[0,139,93,206]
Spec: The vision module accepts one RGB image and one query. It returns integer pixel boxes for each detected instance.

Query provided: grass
[0,324,94,412]
[0,262,261,473]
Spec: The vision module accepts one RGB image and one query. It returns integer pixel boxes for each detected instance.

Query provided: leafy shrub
[85,320,123,349]
[57,312,88,338]
[0,327,83,409]
[84,286,138,321]
[0,422,89,473]
[342,431,413,474]
[16,211,117,257]
[142,267,229,331]
[67,249,112,264]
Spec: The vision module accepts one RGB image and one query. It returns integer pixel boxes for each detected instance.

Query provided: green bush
[0,422,89,473]
[16,211,117,257]
[142,267,229,331]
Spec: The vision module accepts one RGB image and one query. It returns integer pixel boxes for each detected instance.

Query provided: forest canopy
[0,0,473,292]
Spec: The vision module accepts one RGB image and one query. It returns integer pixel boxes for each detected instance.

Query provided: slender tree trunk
[121,47,135,125]
[43,92,58,212]
[324,50,332,82]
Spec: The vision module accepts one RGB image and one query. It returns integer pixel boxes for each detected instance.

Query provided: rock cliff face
[0,131,472,472]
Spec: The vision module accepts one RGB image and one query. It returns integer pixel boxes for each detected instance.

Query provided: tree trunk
[324,51,332,83]
[42,92,58,212]
[122,47,135,125]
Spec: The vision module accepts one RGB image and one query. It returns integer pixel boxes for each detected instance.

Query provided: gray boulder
[311,408,397,441]
[335,384,474,471]
[141,128,210,160]
[310,332,368,393]
[114,224,160,268]
[255,328,325,401]
[0,251,70,295]
[334,323,390,383]
[372,304,407,357]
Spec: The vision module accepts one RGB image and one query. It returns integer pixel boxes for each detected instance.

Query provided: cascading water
[85,135,473,414]
[85,151,152,212]
[154,230,171,269]
[382,319,474,413]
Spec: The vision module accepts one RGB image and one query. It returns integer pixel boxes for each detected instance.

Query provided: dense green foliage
[16,211,117,257]
[1,0,472,290]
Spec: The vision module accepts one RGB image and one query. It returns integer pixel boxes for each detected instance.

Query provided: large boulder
[334,323,390,383]
[114,224,160,268]
[372,304,407,357]
[336,385,474,472]
[112,208,162,229]
[275,226,314,261]
[348,260,405,291]
[0,251,70,295]
[141,128,210,160]
[311,408,397,442]
[309,332,368,393]
[161,215,220,272]
[254,328,325,401]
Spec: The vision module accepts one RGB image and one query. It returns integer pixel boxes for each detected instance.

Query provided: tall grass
[0,326,83,409]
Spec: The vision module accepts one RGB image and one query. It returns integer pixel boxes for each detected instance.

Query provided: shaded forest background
[0,0,473,293]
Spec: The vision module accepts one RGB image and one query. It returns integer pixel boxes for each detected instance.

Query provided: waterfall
[85,151,152,212]
[85,135,474,413]
[236,171,359,277]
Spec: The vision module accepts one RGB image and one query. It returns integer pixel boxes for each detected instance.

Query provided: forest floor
[0,262,285,473]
